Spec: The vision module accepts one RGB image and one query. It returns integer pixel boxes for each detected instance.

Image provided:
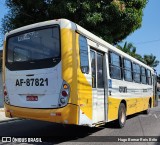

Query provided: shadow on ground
[0,118,123,144]
[0,110,156,144]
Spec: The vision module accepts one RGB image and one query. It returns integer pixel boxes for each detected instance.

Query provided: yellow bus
[2,19,157,128]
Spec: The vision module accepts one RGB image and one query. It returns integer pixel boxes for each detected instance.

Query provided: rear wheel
[143,102,150,114]
[116,103,126,128]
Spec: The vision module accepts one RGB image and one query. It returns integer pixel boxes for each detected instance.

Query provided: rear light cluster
[3,84,10,104]
[58,81,70,107]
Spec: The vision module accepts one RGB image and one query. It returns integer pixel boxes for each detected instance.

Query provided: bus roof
[5,19,76,38]
[76,23,154,72]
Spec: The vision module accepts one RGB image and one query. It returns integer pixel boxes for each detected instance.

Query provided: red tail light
[4,91,7,96]
[3,84,10,104]
[59,81,70,106]
[3,85,7,97]
[62,91,68,97]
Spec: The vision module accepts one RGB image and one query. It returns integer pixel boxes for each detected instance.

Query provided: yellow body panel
[61,30,93,120]
[76,34,92,120]
[5,103,79,124]
[108,97,120,121]
[108,96,153,121]
[61,28,78,105]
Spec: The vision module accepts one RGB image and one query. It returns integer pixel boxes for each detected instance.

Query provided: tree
[117,42,136,57]
[143,54,159,68]
[2,0,148,44]
[0,50,2,72]
[135,54,145,63]
[116,42,145,62]
[116,43,160,67]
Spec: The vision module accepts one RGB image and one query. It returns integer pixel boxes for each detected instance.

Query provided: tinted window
[109,52,122,79]
[133,63,141,83]
[79,35,89,73]
[110,53,121,67]
[141,67,147,84]
[7,27,60,62]
[147,69,152,85]
[124,59,132,82]
[6,26,60,70]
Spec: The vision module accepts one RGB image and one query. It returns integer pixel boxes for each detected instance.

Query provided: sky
[0,0,7,45]
[119,0,160,74]
[0,0,160,73]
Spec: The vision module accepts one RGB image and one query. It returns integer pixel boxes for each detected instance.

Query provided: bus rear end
[3,20,79,125]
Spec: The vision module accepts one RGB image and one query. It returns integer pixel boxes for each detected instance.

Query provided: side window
[141,67,147,84]
[147,69,152,85]
[133,63,141,83]
[123,59,132,82]
[79,35,89,74]
[109,52,122,79]
[90,50,96,88]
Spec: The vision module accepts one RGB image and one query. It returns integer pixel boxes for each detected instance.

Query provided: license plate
[16,78,48,86]
[26,96,38,101]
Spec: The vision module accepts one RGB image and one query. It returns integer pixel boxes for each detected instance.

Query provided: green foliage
[117,42,159,68]
[116,42,144,62]
[2,0,148,44]
[117,42,136,57]
[143,54,159,68]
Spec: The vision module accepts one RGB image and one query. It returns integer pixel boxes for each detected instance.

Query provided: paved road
[0,105,160,145]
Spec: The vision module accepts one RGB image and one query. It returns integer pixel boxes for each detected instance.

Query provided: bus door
[90,49,106,123]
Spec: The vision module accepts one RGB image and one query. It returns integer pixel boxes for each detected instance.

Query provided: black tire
[116,103,126,128]
[143,102,150,115]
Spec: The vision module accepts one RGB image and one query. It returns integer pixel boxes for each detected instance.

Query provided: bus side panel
[108,78,154,121]
[126,98,137,115]
[61,28,78,105]
[2,41,6,86]
[107,97,138,121]
[5,103,79,124]
[60,28,79,124]
[136,96,148,112]
[107,96,152,121]
[76,33,93,124]
[144,96,153,109]
[108,96,120,121]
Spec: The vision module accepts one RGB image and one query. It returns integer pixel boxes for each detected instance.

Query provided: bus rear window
[6,26,60,70]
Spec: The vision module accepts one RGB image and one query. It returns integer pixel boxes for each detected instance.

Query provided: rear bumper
[4,103,79,125]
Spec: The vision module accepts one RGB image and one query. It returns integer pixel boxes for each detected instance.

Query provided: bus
[2,19,157,128]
